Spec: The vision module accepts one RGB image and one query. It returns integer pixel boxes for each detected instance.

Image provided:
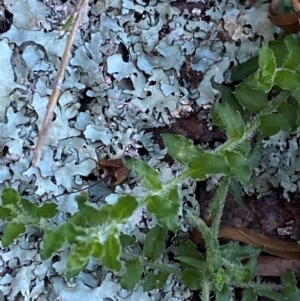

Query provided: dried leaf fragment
[98,158,130,189]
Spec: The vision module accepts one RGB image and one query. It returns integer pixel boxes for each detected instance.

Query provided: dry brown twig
[32,0,88,166]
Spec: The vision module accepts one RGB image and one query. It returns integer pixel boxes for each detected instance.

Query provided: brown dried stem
[32,0,88,166]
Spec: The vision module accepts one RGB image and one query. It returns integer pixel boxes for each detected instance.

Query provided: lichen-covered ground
[0,0,279,300]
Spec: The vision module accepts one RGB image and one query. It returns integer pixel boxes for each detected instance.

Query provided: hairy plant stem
[209,176,230,238]
[121,252,183,276]
[141,169,191,204]
[230,280,284,291]
[214,118,259,153]
[188,213,218,301]
[201,279,211,301]
[167,169,192,187]
[214,90,290,154]
[188,177,229,245]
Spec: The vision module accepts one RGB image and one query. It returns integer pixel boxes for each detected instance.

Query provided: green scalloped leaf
[234,83,268,113]
[175,256,205,270]
[69,211,87,227]
[20,198,37,218]
[256,289,285,301]
[230,56,259,82]
[211,78,245,119]
[247,141,263,169]
[161,133,198,166]
[125,158,162,190]
[211,253,224,273]
[181,268,203,290]
[67,244,90,280]
[281,269,297,287]
[76,195,105,225]
[110,195,138,222]
[234,139,251,157]
[2,223,26,247]
[247,72,272,94]
[274,69,300,91]
[223,150,251,185]
[260,113,291,136]
[213,102,245,139]
[228,178,244,207]
[1,188,20,206]
[280,269,300,300]
[119,234,136,248]
[278,102,298,131]
[243,255,259,281]
[146,189,180,232]
[179,240,204,259]
[220,241,261,262]
[291,89,300,103]
[144,226,167,262]
[177,240,205,269]
[189,152,230,180]
[215,283,233,301]
[0,206,13,220]
[258,45,276,75]
[60,221,86,244]
[40,229,65,260]
[242,288,257,301]
[36,202,59,218]
[91,241,103,258]
[247,45,276,93]
[282,35,300,70]
[143,270,169,292]
[120,258,143,290]
[268,39,287,67]
[214,268,230,292]
[101,234,122,271]
[97,204,113,224]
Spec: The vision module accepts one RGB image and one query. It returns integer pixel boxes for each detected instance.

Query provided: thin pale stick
[32,0,88,166]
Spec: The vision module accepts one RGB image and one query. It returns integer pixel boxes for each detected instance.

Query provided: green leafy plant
[2,34,300,300]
